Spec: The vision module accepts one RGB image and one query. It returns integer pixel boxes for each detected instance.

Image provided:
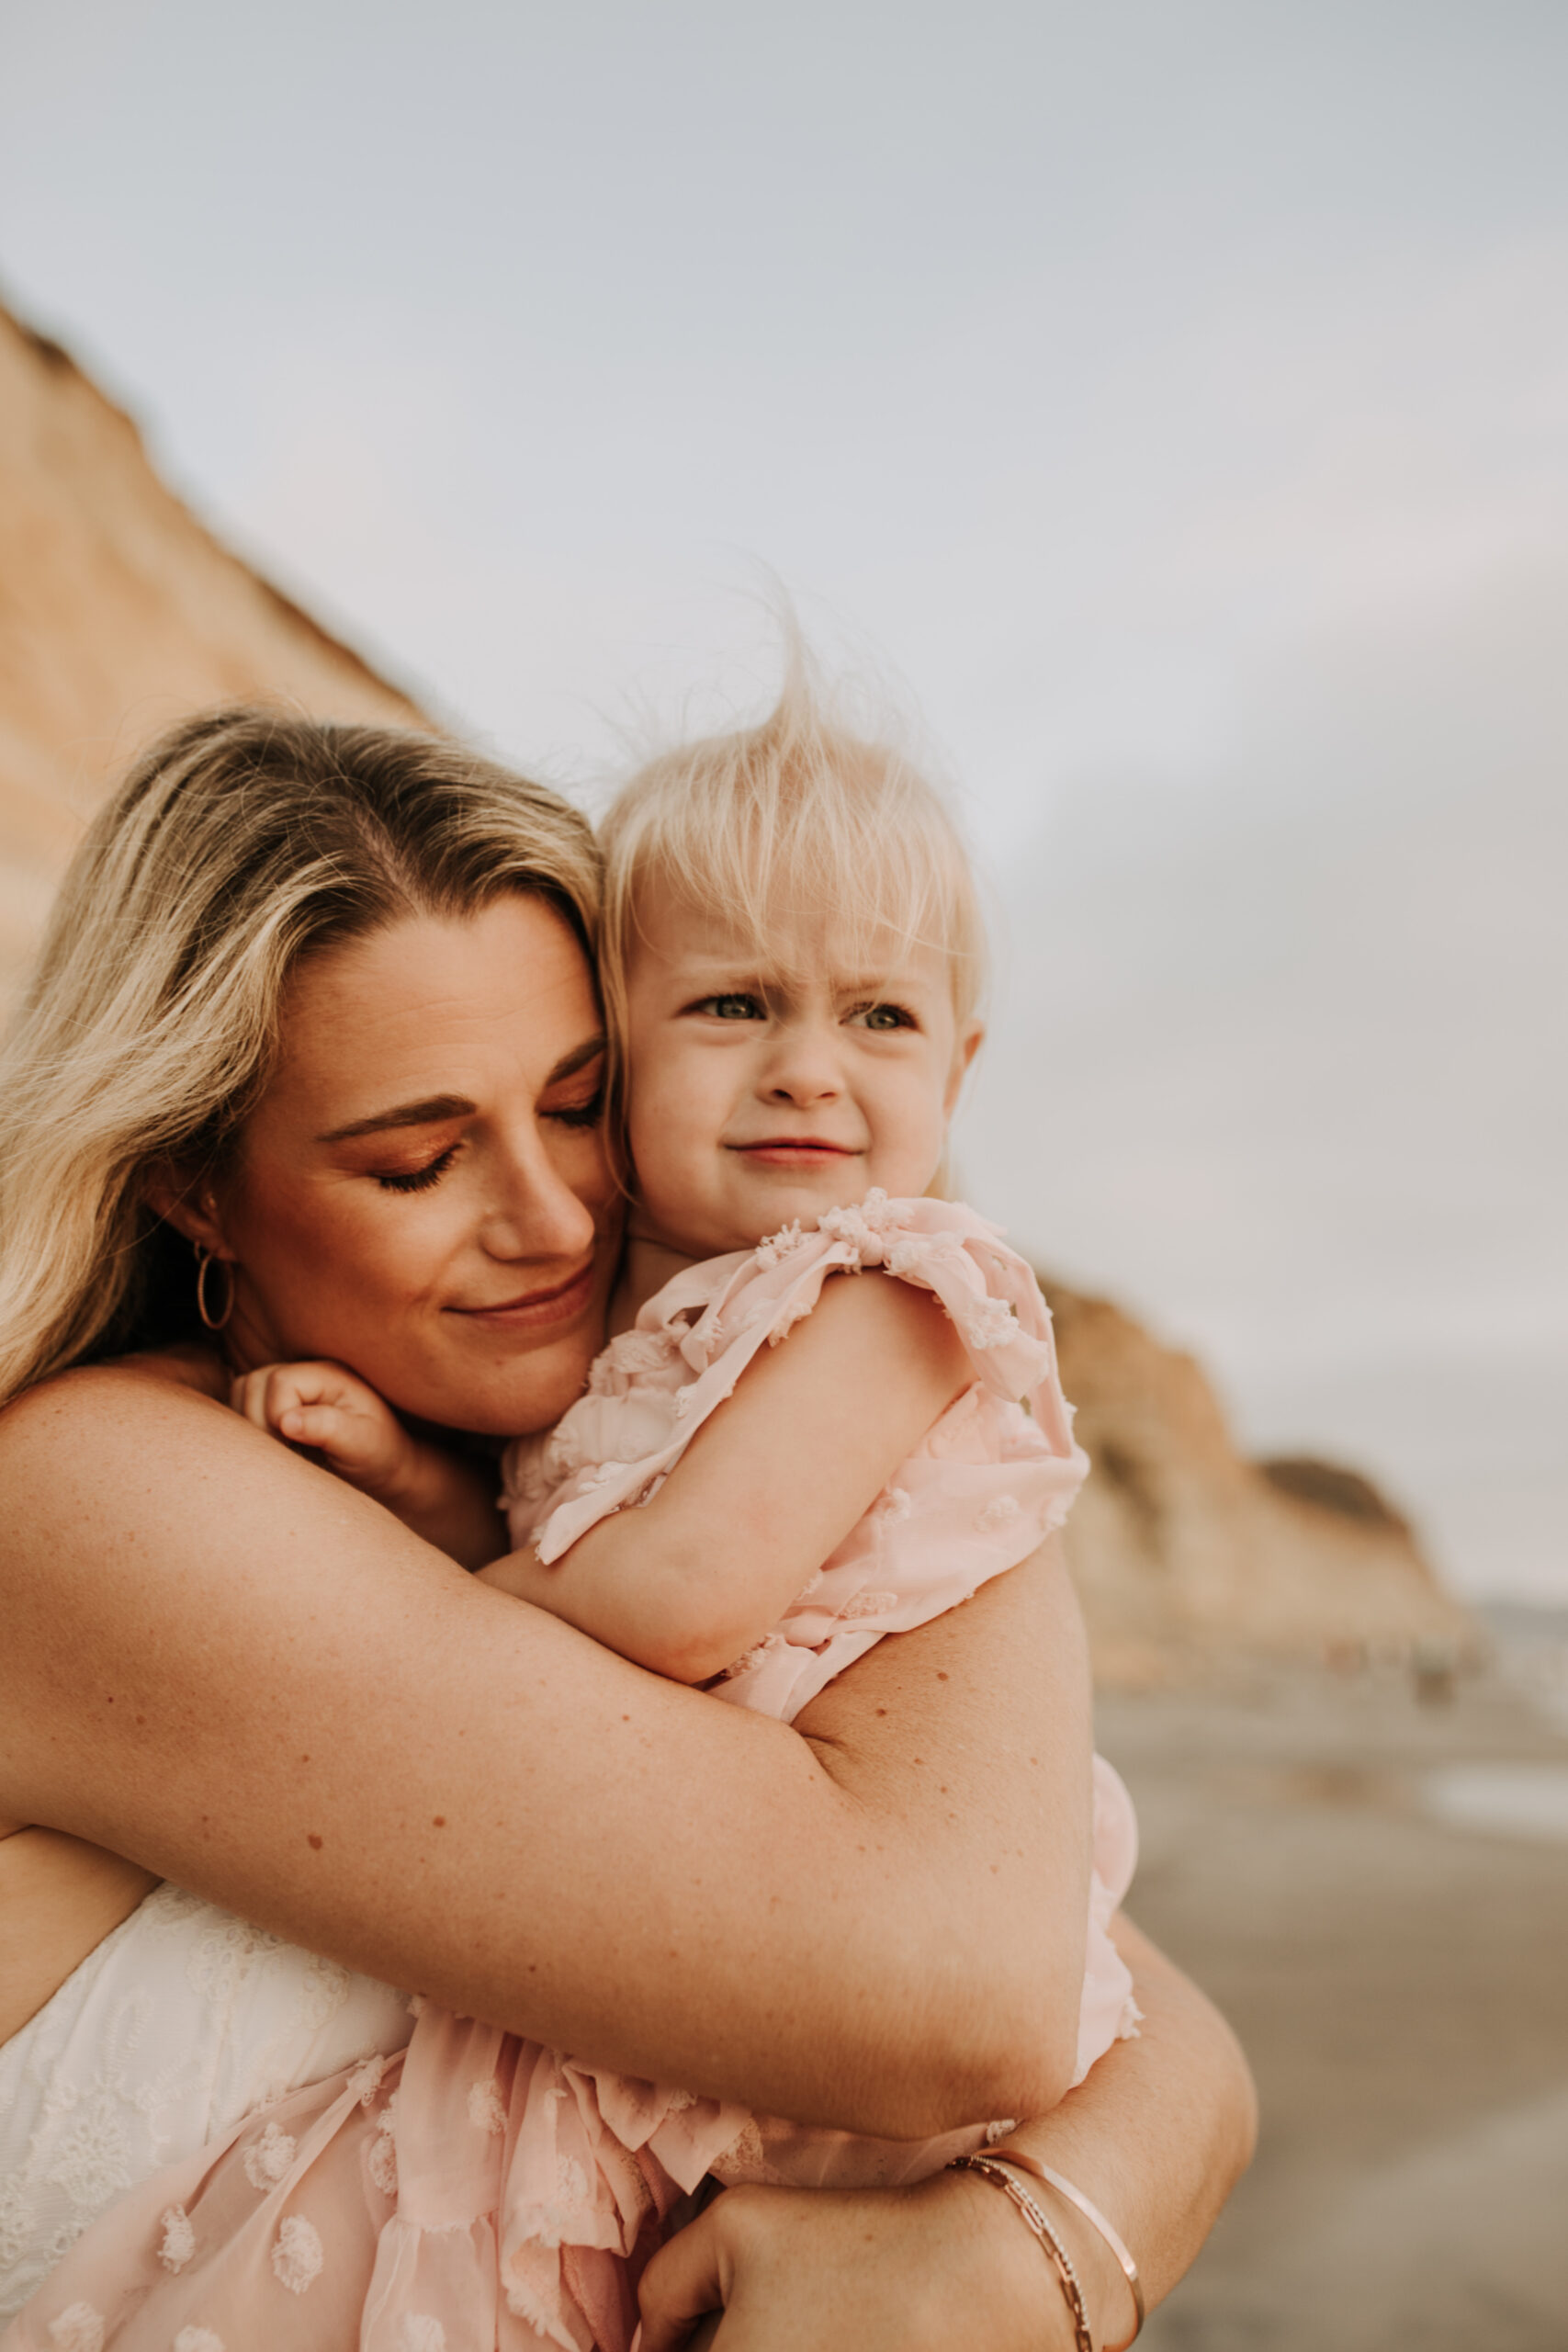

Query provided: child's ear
[143,1159,231,1257]
[943,1020,985,1116]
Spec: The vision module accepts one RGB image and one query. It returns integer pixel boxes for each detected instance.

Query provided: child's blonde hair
[599,640,987,1157]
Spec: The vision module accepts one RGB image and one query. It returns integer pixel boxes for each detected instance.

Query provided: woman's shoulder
[0,1345,231,1452]
[0,1351,246,1568]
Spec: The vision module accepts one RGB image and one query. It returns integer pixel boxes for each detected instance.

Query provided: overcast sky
[3,1,1564,1597]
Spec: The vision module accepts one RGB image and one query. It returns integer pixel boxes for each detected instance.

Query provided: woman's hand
[637,2173,1066,2352]
[639,1916,1258,2352]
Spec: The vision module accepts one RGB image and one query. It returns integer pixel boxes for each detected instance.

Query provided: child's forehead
[633,883,944,992]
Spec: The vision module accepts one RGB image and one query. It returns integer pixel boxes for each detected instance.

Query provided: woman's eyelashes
[375,1143,460,1194]
[545,1088,605,1130]
[368,1087,603,1193]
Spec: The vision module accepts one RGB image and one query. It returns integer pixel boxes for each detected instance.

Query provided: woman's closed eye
[545,1086,604,1130]
[374,1143,461,1193]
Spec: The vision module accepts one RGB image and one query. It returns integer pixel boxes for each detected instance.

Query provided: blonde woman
[0,711,1253,2347]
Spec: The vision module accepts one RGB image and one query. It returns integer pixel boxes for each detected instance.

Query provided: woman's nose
[481,1136,602,1263]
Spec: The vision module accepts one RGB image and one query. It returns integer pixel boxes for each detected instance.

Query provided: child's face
[622,879,982,1258]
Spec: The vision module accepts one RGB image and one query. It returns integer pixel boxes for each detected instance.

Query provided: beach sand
[1098,1643,1568,2350]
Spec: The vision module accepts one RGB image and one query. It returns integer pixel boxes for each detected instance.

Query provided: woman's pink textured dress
[6,1195,1139,2352]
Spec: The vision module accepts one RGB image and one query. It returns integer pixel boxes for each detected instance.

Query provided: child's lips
[730,1139,861,1167]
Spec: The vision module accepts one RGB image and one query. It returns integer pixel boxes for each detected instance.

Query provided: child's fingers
[270,1401,367,1463]
[230,1368,281,1433]
[230,1362,368,1442]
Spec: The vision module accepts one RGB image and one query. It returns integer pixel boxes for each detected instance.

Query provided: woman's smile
[450,1257,599,1329]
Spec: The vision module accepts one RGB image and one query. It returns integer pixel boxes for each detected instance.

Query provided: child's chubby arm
[231,1360,506,1572]
[479,1269,976,1681]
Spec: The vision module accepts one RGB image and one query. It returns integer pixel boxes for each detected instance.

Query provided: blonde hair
[0,709,601,1408]
[599,643,987,1152]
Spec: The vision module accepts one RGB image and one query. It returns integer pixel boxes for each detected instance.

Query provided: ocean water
[1421,1763,1568,1844]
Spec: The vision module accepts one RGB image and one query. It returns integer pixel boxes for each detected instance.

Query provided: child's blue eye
[696,994,764,1020]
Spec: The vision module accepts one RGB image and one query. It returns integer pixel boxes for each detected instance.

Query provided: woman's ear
[943,1021,985,1117]
[143,1160,231,1258]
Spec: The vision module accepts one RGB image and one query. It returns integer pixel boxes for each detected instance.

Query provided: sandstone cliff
[0,298,423,999]
[1043,1275,1473,1680]
[0,298,1472,1675]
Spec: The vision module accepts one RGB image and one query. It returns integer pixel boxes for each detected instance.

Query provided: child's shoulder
[627,1192,1052,1396]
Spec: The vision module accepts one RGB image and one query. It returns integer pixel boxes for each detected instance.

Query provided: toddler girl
[8,670,1138,2352]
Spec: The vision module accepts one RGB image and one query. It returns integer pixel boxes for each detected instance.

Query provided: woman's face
[198,894,617,1437]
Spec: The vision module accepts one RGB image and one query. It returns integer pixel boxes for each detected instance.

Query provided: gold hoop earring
[196,1247,235,1332]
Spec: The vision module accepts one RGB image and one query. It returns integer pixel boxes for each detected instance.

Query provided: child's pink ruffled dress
[6,1195,1139,2352]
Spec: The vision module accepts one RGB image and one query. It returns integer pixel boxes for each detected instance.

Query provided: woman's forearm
[992,1916,1257,2333]
[638,1923,1253,2352]
[1,1369,1086,2136]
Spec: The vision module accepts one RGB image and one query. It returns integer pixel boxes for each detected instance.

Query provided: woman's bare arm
[982,1917,1258,2325]
[637,1920,1257,2352]
[0,1364,1089,2130]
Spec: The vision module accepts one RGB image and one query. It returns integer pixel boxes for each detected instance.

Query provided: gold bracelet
[988,2146,1145,2347]
[949,2154,1093,2352]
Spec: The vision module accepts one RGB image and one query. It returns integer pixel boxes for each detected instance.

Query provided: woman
[0,712,1254,2346]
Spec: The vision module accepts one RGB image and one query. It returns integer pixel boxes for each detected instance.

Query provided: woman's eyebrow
[318,1093,478,1144]
[543,1035,607,1085]
[317,1038,605,1144]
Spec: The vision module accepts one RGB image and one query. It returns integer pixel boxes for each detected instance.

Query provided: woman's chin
[388,1328,604,1441]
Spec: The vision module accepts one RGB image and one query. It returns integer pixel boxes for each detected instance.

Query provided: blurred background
[2,4,1565,2343]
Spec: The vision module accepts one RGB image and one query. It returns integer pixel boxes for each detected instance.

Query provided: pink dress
[5,1194,1138,2352]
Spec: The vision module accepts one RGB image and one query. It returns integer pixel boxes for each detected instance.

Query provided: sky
[2,0,1564,1599]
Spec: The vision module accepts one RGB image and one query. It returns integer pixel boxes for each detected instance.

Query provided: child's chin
[734,1167,876,1230]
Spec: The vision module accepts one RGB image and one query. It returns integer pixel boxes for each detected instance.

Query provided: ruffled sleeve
[527,1190,1082,1567]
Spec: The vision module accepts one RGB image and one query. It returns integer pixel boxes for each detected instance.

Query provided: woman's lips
[450,1261,596,1330]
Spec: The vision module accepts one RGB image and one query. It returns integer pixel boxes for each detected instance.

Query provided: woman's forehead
[267,898,600,1117]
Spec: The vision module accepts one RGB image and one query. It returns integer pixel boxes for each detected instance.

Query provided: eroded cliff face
[1043,1276,1473,1680]
[0,300,423,998]
[0,300,1472,1674]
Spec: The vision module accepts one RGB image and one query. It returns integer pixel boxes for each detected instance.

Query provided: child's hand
[231,1360,416,1502]
[231,1360,508,1571]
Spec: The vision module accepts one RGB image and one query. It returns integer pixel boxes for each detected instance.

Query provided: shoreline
[1099,1648,1568,2349]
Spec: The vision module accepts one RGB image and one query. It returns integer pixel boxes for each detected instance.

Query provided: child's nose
[762,1027,844,1105]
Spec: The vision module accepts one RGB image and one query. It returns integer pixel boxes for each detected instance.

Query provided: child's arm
[231,1360,506,1571]
[479,1271,974,1679]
